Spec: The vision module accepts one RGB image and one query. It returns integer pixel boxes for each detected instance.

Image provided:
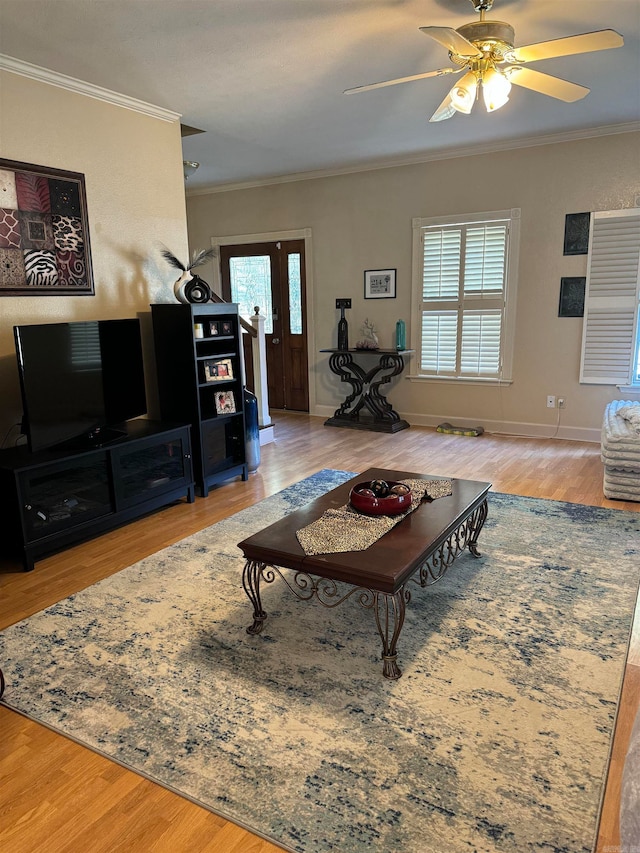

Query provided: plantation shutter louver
[419,219,508,378]
[580,209,640,385]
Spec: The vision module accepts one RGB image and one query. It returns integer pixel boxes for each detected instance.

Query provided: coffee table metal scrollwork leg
[373,588,410,680]
[468,498,488,557]
[242,559,270,635]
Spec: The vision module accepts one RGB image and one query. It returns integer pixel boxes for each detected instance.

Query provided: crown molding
[187,121,640,196]
[0,54,180,123]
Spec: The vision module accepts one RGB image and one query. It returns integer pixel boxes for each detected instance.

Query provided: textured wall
[0,72,189,442]
[186,132,640,438]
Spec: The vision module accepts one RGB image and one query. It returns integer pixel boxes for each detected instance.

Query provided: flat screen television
[14,319,147,452]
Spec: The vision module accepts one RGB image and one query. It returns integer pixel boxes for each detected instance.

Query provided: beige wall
[186,131,640,440]
[0,71,188,442]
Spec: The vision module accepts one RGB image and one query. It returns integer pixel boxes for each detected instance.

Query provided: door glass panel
[21,455,111,538]
[288,253,302,334]
[229,256,273,334]
[117,438,186,501]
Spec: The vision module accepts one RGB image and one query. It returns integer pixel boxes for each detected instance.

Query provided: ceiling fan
[344,0,623,121]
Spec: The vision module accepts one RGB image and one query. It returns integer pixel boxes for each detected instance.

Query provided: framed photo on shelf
[208,320,220,336]
[203,357,234,382]
[215,390,236,415]
[221,320,233,335]
[364,268,396,299]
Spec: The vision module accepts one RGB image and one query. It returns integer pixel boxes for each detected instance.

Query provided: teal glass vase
[395,319,406,351]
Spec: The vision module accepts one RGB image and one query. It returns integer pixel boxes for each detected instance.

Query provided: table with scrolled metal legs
[239,469,490,679]
[321,349,413,433]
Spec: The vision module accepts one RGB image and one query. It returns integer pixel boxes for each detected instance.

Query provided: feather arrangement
[161,247,216,272]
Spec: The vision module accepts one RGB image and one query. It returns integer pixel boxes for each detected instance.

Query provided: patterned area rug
[1,469,639,853]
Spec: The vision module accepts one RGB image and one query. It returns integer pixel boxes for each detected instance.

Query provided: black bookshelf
[151,303,248,496]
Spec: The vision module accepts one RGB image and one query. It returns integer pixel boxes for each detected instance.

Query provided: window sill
[407,375,513,387]
[616,385,640,395]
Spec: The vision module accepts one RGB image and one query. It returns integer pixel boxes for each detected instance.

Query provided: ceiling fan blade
[507,66,590,102]
[429,92,456,123]
[344,67,458,95]
[419,26,482,58]
[506,29,623,64]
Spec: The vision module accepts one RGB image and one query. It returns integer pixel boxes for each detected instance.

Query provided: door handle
[272,338,280,344]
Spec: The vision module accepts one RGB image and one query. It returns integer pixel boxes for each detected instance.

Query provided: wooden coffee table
[238,468,490,679]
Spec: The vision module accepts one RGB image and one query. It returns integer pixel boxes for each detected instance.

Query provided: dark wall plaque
[558,276,586,317]
[563,212,590,256]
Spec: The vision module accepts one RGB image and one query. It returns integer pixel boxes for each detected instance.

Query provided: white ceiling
[1,0,639,191]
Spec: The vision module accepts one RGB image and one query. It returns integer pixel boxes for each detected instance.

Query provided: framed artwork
[0,158,94,296]
[215,390,236,415]
[558,277,586,317]
[208,320,220,336]
[364,268,396,299]
[563,212,590,256]
[204,357,234,382]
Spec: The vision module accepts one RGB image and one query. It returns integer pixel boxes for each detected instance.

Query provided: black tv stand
[56,425,128,452]
[0,419,195,572]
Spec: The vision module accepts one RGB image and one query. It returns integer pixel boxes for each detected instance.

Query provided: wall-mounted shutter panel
[580,210,640,384]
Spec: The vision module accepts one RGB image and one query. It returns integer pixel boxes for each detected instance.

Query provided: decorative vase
[174,272,212,304]
[395,319,406,351]
[244,387,261,473]
[337,308,349,351]
[173,270,193,303]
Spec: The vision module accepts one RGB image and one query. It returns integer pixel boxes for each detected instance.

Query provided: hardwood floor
[1,413,638,852]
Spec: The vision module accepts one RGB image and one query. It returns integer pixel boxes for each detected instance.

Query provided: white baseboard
[311,405,600,443]
[259,424,275,445]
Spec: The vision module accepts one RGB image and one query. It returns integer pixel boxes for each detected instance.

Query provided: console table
[321,349,413,433]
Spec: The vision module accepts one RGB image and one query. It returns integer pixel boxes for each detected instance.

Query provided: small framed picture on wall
[558,277,586,317]
[563,213,590,255]
[364,269,396,299]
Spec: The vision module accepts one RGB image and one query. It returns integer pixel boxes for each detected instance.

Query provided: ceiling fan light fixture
[449,71,477,114]
[481,67,511,112]
[430,93,457,122]
[344,0,624,122]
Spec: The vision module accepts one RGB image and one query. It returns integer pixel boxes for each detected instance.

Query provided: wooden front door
[220,240,309,412]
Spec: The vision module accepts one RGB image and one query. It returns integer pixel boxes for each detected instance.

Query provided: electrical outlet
[558,398,565,408]
[546,395,556,408]
[335,298,351,309]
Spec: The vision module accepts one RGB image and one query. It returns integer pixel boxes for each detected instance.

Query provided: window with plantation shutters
[412,209,520,382]
[579,209,640,386]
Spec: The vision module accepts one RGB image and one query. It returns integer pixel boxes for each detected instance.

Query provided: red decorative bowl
[349,481,412,516]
